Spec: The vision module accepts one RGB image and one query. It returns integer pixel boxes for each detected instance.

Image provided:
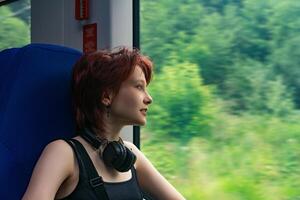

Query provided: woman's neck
[92,126,122,142]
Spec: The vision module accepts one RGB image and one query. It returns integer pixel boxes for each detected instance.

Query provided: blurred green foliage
[146,61,217,141]
[141,0,300,199]
[141,0,300,111]
[142,113,300,199]
[0,0,30,50]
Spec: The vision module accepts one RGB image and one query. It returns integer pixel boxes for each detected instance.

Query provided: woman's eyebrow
[134,79,146,84]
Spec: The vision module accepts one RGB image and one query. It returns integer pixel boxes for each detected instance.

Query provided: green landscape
[140,0,300,199]
[0,0,30,50]
[1,0,300,199]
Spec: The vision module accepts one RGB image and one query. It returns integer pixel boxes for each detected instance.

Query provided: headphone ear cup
[119,147,137,172]
[102,142,137,172]
[111,142,127,170]
[102,141,126,169]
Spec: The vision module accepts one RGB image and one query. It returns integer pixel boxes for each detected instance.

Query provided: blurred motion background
[140,0,300,199]
[1,0,300,199]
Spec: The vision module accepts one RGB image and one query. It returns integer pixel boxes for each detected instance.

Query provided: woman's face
[109,66,153,126]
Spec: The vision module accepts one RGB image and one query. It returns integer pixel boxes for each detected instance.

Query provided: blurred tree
[141,0,300,113]
[270,36,300,108]
[146,60,216,141]
[8,0,31,25]
[233,0,272,61]
[268,1,300,107]
[141,0,205,73]
[183,10,235,90]
[0,6,29,50]
[224,58,294,116]
[197,0,243,13]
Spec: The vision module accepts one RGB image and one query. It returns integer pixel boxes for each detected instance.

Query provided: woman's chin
[133,119,146,126]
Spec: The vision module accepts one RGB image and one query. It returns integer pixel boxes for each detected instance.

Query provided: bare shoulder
[45,139,73,153]
[43,139,75,174]
[22,139,75,200]
[123,140,143,157]
[43,139,75,163]
[123,140,138,151]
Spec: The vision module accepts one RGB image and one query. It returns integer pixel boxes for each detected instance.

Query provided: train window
[0,0,30,51]
[140,0,300,199]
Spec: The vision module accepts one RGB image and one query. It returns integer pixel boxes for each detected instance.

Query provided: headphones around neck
[80,128,137,172]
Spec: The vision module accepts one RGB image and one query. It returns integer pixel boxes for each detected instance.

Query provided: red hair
[71,47,153,135]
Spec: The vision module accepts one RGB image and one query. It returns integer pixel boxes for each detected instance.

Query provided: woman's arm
[22,140,74,200]
[125,142,186,200]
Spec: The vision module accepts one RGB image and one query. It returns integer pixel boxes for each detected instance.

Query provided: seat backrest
[0,43,82,199]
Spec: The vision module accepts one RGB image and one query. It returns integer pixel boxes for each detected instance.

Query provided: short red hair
[71,47,153,135]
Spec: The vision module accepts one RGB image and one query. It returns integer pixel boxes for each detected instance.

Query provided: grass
[141,113,300,199]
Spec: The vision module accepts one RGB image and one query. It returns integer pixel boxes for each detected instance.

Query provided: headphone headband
[81,127,123,148]
[81,127,103,149]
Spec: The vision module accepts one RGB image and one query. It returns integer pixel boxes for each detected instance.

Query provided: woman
[22,47,185,200]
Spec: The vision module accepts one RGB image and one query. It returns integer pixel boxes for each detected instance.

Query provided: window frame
[133,0,141,149]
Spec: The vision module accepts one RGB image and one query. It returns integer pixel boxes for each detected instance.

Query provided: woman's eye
[137,85,144,90]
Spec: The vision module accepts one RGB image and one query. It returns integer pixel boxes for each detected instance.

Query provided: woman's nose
[145,93,153,105]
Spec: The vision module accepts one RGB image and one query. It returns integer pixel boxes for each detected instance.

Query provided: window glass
[0,0,30,51]
[141,0,300,199]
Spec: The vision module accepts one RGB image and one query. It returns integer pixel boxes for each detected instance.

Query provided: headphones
[80,127,137,172]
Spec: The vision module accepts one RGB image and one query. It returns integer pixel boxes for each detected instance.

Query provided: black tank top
[57,139,144,200]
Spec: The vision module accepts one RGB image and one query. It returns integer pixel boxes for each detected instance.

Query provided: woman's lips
[140,110,147,116]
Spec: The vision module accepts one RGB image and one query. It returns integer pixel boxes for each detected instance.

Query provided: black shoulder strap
[63,139,87,179]
[64,139,110,200]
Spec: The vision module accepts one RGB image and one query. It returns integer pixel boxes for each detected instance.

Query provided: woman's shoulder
[42,139,77,181]
[123,140,139,153]
[22,139,76,199]
[42,139,76,172]
[45,139,74,154]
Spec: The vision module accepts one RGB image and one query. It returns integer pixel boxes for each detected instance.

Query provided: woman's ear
[101,90,113,106]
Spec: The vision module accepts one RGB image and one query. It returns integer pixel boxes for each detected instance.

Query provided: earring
[106,105,111,118]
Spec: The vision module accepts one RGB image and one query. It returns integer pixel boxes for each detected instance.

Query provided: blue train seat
[0,43,82,199]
